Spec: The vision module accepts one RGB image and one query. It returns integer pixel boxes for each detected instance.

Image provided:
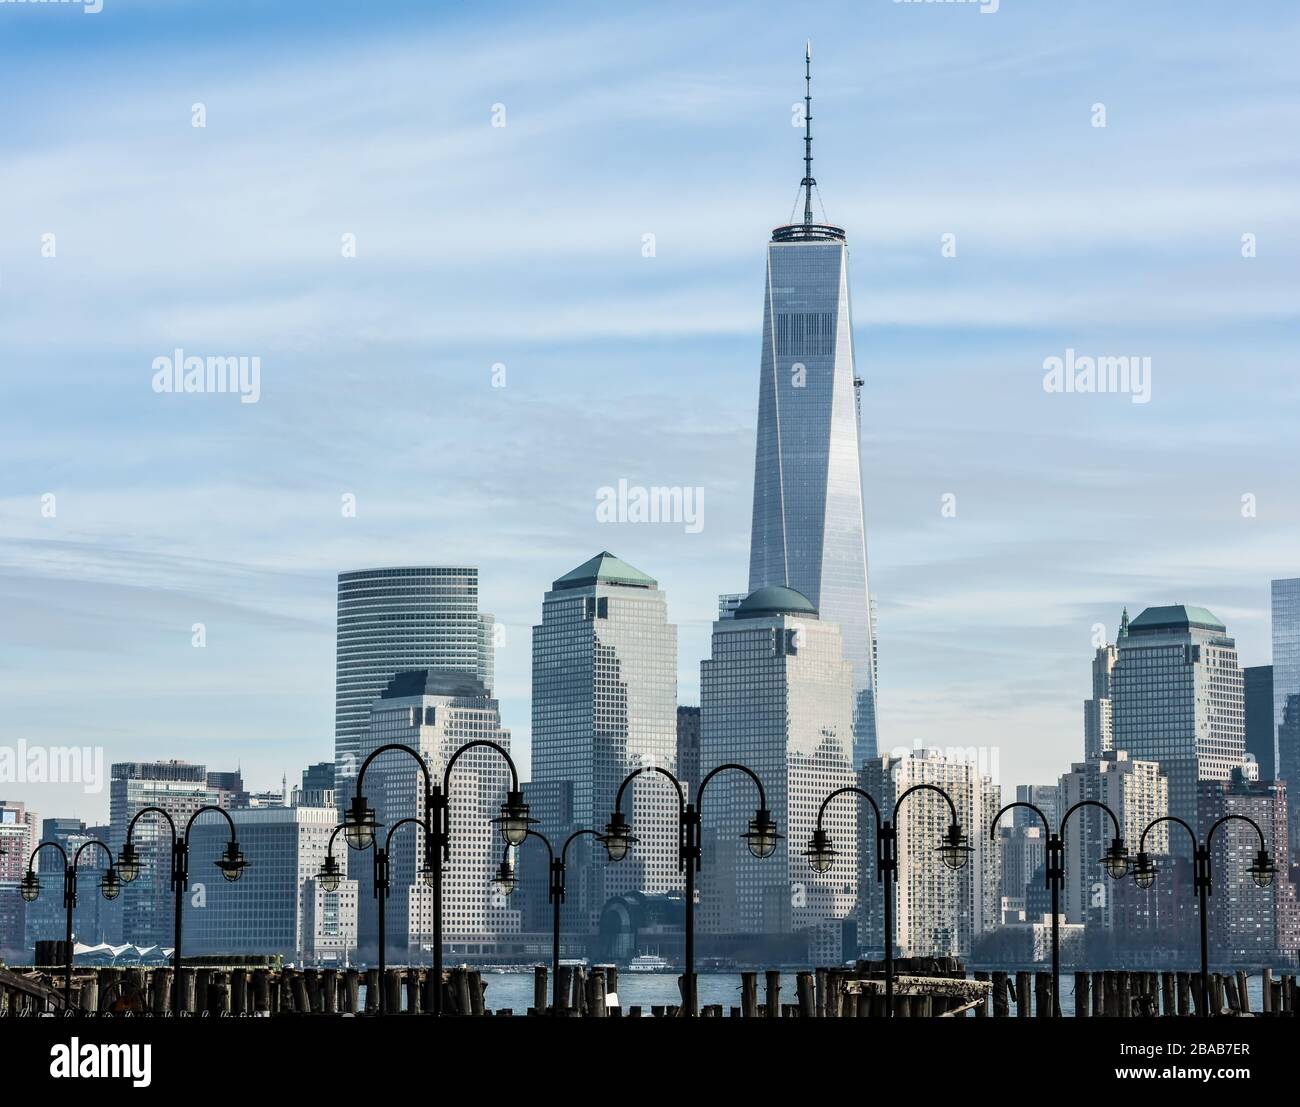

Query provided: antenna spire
[802,41,815,225]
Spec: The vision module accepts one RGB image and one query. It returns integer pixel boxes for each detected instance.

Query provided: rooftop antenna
[802,40,815,226]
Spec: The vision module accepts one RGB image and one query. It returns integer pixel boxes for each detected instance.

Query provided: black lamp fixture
[1248,847,1277,889]
[116,842,141,884]
[494,790,535,847]
[938,823,973,870]
[804,827,836,874]
[743,808,782,859]
[599,811,638,862]
[19,870,40,903]
[343,796,380,851]
[1102,836,1131,880]
[318,853,342,893]
[100,868,122,901]
[1132,851,1157,889]
[215,840,249,882]
[493,858,518,896]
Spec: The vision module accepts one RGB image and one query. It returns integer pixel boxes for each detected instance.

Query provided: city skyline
[4,1,1300,825]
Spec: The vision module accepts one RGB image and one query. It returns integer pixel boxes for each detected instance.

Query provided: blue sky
[1,0,1297,824]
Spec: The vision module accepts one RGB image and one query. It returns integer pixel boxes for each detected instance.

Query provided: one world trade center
[747,44,879,765]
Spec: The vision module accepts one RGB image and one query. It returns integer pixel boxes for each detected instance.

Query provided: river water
[441,970,1276,1015]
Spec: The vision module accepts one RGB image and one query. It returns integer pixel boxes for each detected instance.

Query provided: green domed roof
[734,585,817,620]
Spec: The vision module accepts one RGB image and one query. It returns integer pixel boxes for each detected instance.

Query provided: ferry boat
[626,954,673,973]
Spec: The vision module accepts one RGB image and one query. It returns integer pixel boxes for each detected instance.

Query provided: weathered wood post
[533,965,548,1014]
[556,966,573,1015]
[740,971,758,1017]
[815,968,828,1018]
[1075,972,1090,1017]
[364,968,379,1013]
[991,971,1009,1017]
[1262,968,1273,1014]
[590,969,607,1017]
[796,971,815,1017]
[1034,972,1049,1019]
[344,968,360,1013]
[176,968,196,1014]
[764,969,781,1017]
[1235,971,1250,1014]
[1176,971,1191,1016]
[1160,972,1175,1016]
[321,968,338,1014]
[1015,970,1031,1017]
[572,966,587,1015]
[251,968,270,1014]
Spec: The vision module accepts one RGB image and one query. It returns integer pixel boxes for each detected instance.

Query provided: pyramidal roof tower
[747,43,879,765]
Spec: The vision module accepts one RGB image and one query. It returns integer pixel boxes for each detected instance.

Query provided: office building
[24,817,113,953]
[0,800,39,959]
[676,706,701,794]
[1198,770,1300,958]
[531,552,679,930]
[335,566,495,784]
[1111,605,1246,853]
[999,823,1045,902]
[109,761,222,948]
[859,749,1000,959]
[187,790,357,965]
[1084,639,1119,759]
[699,585,858,959]
[746,50,879,766]
[1058,751,1168,929]
[1244,665,1275,780]
[1013,784,1061,831]
[354,670,520,962]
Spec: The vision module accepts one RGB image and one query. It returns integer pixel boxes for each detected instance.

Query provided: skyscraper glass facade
[748,227,878,766]
[334,567,494,781]
[531,553,679,928]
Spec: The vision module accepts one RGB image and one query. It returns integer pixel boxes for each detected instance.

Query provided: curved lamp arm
[696,762,768,811]
[125,805,178,845]
[1060,799,1122,844]
[895,782,959,825]
[26,840,70,872]
[816,786,883,835]
[443,739,520,792]
[561,828,601,864]
[1205,813,1268,853]
[71,839,115,870]
[355,741,434,799]
[989,801,1050,840]
[1139,814,1197,854]
[384,816,433,852]
[184,804,239,842]
[613,765,686,820]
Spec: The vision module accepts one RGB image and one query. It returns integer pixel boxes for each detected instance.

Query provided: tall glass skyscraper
[747,47,878,765]
[334,567,495,781]
[531,552,679,929]
[1271,579,1300,772]
[1111,605,1245,856]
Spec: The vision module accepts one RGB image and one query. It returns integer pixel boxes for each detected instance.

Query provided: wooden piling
[590,969,607,1017]
[991,971,1009,1017]
[1015,971,1032,1017]
[765,969,781,1017]
[796,971,815,1017]
[176,968,196,1014]
[533,966,548,1014]
[1075,972,1090,1017]
[741,971,758,1017]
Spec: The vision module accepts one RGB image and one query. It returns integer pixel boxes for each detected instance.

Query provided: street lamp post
[989,799,1130,1016]
[600,762,780,1017]
[21,838,120,1010]
[341,739,529,1016]
[493,826,602,1015]
[115,805,248,1014]
[805,784,972,1017]
[1132,814,1275,1017]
